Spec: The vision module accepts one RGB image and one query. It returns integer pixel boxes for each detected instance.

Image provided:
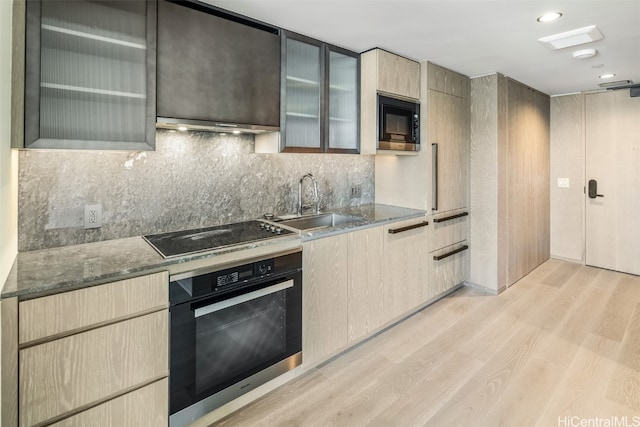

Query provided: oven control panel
[170,251,301,303]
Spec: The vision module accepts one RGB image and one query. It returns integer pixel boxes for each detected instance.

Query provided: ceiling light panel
[539,25,604,50]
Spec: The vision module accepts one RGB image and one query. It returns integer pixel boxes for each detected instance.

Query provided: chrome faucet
[298,173,319,215]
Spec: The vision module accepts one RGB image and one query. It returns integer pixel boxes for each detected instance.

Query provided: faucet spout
[298,173,319,215]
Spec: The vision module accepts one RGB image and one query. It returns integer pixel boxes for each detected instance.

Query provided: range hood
[156,117,279,134]
[156,1,281,135]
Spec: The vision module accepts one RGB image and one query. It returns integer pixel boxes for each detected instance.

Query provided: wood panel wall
[505,79,550,285]
[469,74,550,291]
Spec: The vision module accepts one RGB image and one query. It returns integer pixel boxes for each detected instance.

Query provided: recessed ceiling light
[232,130,241,135]
[599,73,616,79]
[572,48,597,59]
[539,25,604,50]
[177,126,188,131]
[537,12,562,23]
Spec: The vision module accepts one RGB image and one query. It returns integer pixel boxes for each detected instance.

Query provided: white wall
[550,94,584,262]
[0,0,18,285]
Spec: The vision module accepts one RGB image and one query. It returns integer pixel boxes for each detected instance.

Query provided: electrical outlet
[84,204,102,229]
[350,186,362,199]
[557,178,570,188]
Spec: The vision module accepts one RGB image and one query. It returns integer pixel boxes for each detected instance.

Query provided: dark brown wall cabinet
[21,0,157,150]
[156,0,280,130]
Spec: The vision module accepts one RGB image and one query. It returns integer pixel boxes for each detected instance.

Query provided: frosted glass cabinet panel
[284,37,322,151]
[328,49,358,151]
[281,32,359,153]
[23,0,156,150]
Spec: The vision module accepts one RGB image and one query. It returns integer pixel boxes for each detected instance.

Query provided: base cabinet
[429,242,469,298]
[49,379,168,427]
[302,234,349,365]
[382,217,430,322]
[347,226,384,342]
[428,209,469,298]
[17,272,169,427]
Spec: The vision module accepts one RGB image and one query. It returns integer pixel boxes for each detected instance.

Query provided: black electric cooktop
[143,220,294,258]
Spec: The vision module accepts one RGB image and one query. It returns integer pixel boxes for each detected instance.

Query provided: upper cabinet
[257,32,359,154]
[376,49,421,100]
[360,48,420,155]
[20,0,156,150]
[156,1,280,132]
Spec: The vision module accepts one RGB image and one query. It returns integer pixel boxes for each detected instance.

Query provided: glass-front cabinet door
[281,32,359,153]
[283,36,323,152]
[328,47,359,152]
[23,0,156,150]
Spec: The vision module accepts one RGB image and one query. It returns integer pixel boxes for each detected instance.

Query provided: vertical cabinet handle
[432,143,438,211]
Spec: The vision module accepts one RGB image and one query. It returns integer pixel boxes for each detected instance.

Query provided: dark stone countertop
[1,204,426,300]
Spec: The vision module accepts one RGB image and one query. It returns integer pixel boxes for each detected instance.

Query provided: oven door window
[194,283,288,394]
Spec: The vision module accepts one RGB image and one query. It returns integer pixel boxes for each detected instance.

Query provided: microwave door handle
[432,143,438,211]
[194,279,294,318]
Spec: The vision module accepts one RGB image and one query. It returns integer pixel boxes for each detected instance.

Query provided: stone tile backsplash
[18,130,374,251]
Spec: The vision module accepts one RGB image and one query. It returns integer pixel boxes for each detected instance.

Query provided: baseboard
[550,255,584,264]
[463,280,504,295]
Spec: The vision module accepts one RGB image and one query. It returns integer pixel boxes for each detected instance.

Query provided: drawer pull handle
[433,245,469,261]
[388,221,429,234]
[433,212,469,223]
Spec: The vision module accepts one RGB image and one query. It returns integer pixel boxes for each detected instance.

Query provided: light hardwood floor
[215,259,640,426]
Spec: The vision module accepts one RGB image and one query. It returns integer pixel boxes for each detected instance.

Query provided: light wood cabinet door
[382,217,430,322]
[347,226,384,342]
[302,234,349,365]
[377,49,420,100]
[429,242,469,298]
[19,271,168,346]
[49,379,168,427]
[19,310,168,427]
[429,209,468,252]
[427,62,470,99]
[429,89,470,213]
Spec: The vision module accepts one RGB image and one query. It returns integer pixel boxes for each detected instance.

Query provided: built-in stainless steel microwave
[378,94,420,151]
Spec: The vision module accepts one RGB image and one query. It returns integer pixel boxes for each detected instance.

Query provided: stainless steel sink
[278,213,364,231]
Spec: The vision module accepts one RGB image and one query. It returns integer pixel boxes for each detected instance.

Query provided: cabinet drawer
[429,210,468,252]
[49,379,168,427]
[19,310,168,427]
[430,242,469,298]
[19,271,168,345]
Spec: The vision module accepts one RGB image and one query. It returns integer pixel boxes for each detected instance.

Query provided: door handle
[588,179,604,199]
[432,143,438,211]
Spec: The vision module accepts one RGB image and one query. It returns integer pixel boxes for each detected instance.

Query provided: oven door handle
[194,279,294,318]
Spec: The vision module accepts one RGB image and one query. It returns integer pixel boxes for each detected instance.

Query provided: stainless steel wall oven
[168,249,302,427]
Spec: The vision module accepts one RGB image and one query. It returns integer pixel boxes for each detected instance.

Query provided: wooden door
[585,90,640,275]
